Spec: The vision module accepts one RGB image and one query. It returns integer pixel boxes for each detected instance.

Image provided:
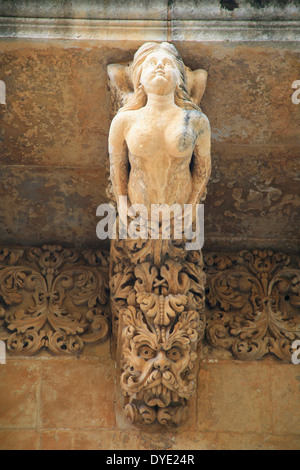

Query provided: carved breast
[126,120,197,159]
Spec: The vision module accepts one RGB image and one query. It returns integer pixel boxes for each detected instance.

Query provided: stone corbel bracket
[107,42,211,427]
[110,238,207,427]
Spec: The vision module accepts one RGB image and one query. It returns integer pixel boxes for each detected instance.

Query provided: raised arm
[108,113,129,205]
[188,114,211,206]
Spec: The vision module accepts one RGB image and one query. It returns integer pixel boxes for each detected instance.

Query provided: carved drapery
[0,246,110,355]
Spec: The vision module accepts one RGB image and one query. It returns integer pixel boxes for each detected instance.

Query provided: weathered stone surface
[0,40,298,251]
[1,1,299,42]
[0,360,41,429]
[196,361,273,433]
[270,363,300,435]
[72,430,142,451]
[0,166,108,247]
[0,430,40,450]
[177,42,300,147]
[0,0,168,20]
[0,43,111,167]
[172,0,300,20]
[171,431,300,450]
[0,355,299,449]
[40,358,116,430]
[0,245,110,357]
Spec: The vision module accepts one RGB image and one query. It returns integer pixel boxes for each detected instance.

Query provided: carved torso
[121,106,205,208]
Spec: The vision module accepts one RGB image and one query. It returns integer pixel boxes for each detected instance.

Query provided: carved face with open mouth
[120,306,199,410]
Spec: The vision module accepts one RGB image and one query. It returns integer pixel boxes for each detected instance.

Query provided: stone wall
[0,246,299,450]
[1,352,300,450]
[0,38,299,252]
[0,0,299,451]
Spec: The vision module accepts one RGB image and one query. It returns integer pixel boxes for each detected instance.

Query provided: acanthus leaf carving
[110,234,206,426]
[0,245,297,379]
[0,246,110,356]
[205,250,300,362]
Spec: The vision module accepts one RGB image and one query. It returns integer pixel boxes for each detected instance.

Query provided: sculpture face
[139,51,181,96]
[122,338,194,406]
[120,302,201,425]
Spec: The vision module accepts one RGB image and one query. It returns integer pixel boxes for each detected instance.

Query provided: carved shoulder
[182,109,210,137]
[193,111,211,136]
[109,111,131,155]
[109,111,127,136]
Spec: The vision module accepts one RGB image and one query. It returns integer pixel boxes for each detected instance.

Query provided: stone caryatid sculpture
[108,42,211,426]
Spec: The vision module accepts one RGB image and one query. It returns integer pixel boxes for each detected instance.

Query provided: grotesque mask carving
[121,302,203,425]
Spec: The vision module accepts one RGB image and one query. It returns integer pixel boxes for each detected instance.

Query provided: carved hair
[120,42,200,113]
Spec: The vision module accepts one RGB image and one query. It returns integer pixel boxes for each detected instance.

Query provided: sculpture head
[120,306,200,412]
[139,49,181,97]
[121,42,200,112]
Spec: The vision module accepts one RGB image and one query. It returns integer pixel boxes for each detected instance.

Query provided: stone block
[40,431,73,450]
[196,361,273,433]
[0,430,40,450]
[40,358,116,430]
[270,363,300,435]
[72,430,142,451]
[0,360,40,429]
[172,430,300,450]
[204,143,300,252]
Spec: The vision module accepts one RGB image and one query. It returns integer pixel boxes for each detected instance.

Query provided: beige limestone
[0,360,41,429]
[0,40,299,251]
[1,1,299,42]
[0,356,299,450]
[108,42,211,426]
[0,3,299,448]
[108,42,211,211]
[40,358,116,430]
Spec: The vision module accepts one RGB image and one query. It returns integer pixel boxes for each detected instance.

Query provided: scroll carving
[0,246,110,355]
[110,238,206,426]
[0,245,298,368]
[205,250,300,362]
[108,42,211,426]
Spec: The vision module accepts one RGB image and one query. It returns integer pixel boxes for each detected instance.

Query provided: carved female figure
[109,42,211,212]
[108,43,211,426]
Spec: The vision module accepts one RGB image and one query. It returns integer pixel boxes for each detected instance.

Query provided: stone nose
[154,353,170,372]
[155,60,164,70]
